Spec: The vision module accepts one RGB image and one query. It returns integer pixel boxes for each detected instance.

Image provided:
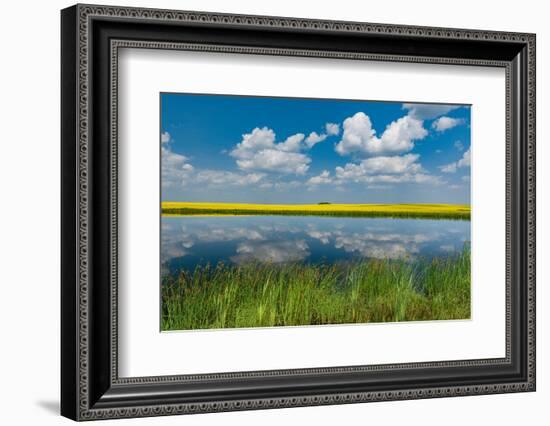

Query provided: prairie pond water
[161,215,470,277]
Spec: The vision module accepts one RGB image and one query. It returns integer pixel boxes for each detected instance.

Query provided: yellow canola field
[161,202,470,219]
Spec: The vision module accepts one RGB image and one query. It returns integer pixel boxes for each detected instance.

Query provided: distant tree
[318,202,331,205]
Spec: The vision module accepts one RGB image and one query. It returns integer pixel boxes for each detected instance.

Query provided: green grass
[161,202,471,220]
[161,246,471,331]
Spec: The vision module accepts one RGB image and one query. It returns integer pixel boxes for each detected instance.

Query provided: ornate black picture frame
[61,4,536,421]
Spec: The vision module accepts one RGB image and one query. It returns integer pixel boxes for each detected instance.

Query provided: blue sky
[161,93,471,204]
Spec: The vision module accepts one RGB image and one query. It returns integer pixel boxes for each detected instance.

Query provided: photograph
[160,93,472,331]
[55,3,536,421]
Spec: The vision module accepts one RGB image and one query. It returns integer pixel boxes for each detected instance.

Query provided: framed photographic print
[159,94,473,332]
[61,4,536,421]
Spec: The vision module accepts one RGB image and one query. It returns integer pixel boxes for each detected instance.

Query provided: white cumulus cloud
[236,149,311,175]
[432,116,465,132]
[325,122,340,135]
[161,133,270,189]
[334,154,440,185]
[230,127,276,158]
[307,170,332,186]
[305,131,327,148]
[278,133,306,152]
[357,154,423,175]
[161,146,194,188]
[304,122,340,148]
[335,112,427,156]
[439,163,458,173]
[230,127,311,174]
[161,131,171,144]
[457,148,471,167]
[439,148,471,173]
